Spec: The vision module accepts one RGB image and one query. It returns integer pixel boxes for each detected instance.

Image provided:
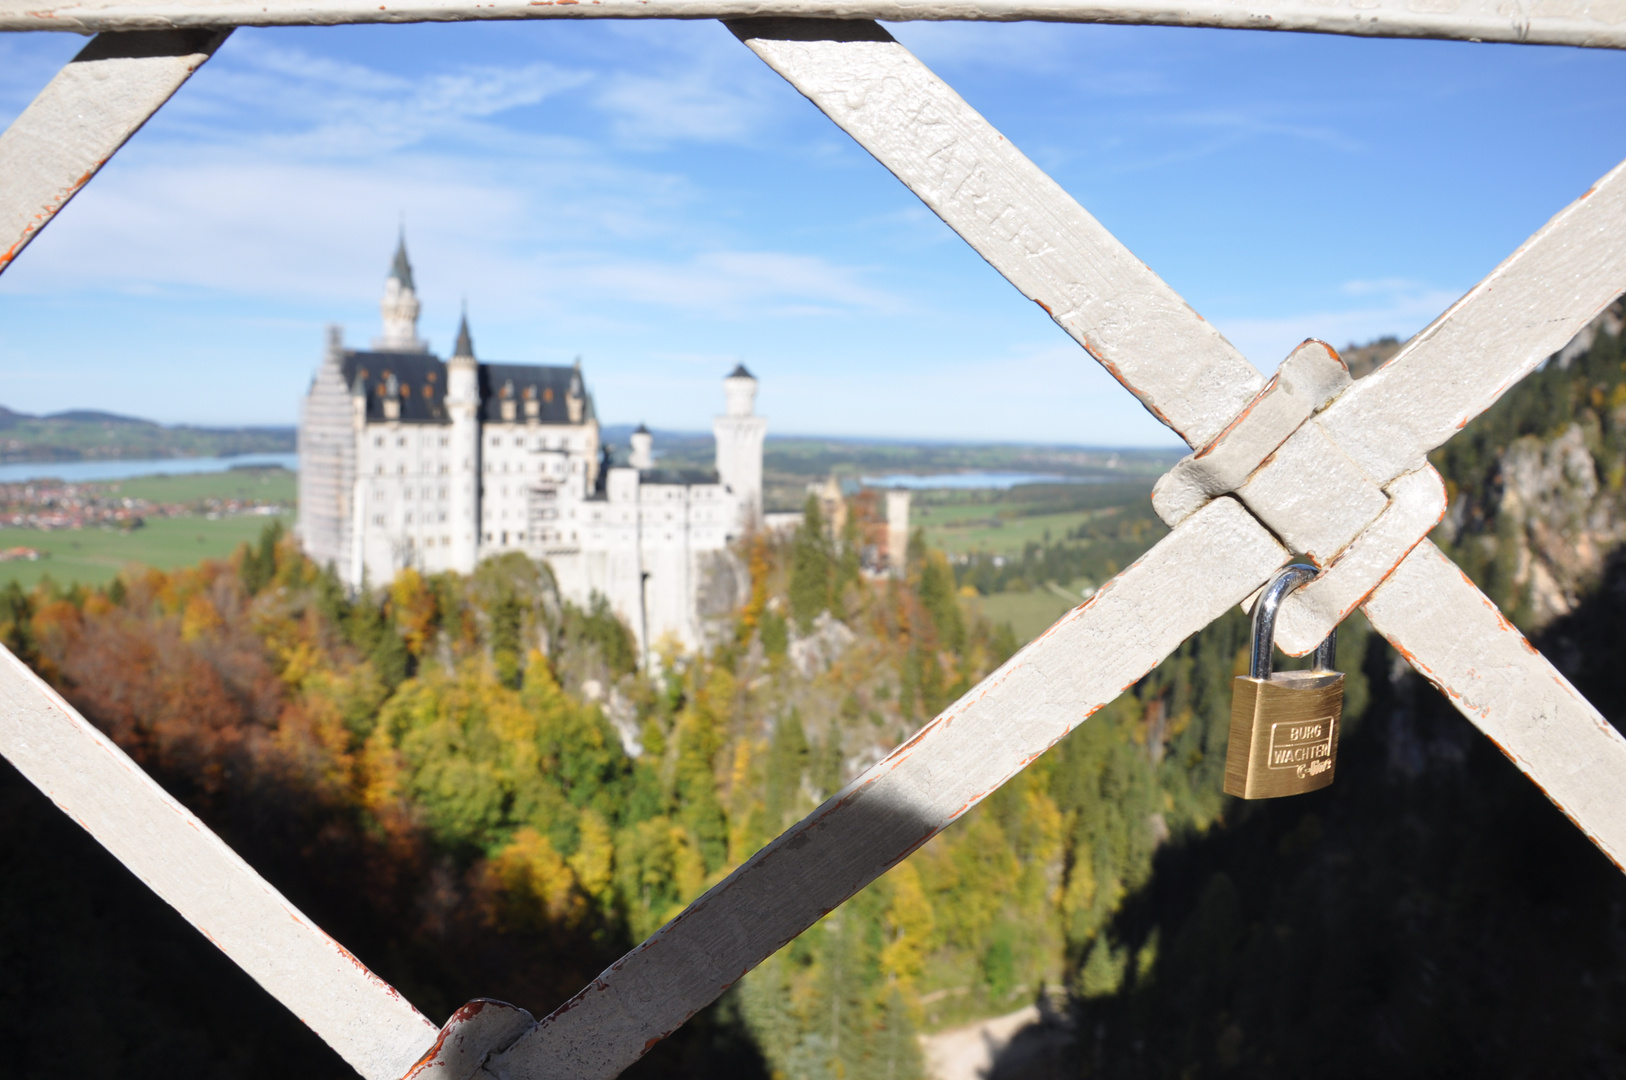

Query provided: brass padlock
[1224,564,1344,799]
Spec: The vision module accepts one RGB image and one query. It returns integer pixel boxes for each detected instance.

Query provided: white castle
[297,237,766,652]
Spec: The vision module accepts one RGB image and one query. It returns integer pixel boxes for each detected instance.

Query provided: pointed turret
[375,230,427,352]
[389,231,415,290]
[444,303,481,575]
[453,311,475,359]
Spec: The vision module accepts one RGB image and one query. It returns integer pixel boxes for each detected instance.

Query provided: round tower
[713,364,766,532]
[375,232,428,352]
[630,423,654,470]
[446,312,482,572]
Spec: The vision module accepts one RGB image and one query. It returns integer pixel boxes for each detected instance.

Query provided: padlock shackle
[1250,563,1338,680]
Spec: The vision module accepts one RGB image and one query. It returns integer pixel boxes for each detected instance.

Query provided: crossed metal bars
[1,8,1624,1080]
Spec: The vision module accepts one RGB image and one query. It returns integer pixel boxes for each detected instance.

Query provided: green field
[970,579,1095,644]
[106,466,296,505]
[0,512,291,591]
[910,481,1156,557]
[922,507,1113,556]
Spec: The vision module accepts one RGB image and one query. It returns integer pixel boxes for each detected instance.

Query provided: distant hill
[0,407,293,463]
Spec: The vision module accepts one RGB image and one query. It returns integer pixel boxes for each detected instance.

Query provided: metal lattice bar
[0,644,440,1080]
[4,0,1626,50]
[729,17,1264,450]
[487,497,1288,1079]
[0,28,228,273]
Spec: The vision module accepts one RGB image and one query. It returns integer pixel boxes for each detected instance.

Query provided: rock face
[1494,423,1621,625]
[1427,297,1626,631]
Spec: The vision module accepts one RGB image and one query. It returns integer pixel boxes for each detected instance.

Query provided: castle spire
[453,304,474,359]
[375,230,426,353]
[389,230,415,290]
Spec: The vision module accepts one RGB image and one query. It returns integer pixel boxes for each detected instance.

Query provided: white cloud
[573,251,900,316]
[160,39,591,158]
[595,68,775,147]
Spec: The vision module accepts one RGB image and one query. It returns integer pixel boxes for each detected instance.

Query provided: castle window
[439,436,448,447]
[398,437,406,447]
[373,515,385,526]
[375,465,383,475]
[374,436,383,447]
[405,513,413,523]
[403,488,411,500]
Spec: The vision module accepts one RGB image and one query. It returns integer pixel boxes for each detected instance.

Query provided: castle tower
[446,312,482,572]
[375,233,428,352]
[714,364,766,531]
[630,423,653,470]
[886,490,911,578]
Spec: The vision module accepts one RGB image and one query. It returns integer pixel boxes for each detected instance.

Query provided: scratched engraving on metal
[730,17,1263,450]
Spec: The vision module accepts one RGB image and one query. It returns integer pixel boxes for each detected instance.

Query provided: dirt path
[919,1002,1075,1080]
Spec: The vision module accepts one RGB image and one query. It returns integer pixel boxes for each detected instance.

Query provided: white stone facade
[297,239,763,654]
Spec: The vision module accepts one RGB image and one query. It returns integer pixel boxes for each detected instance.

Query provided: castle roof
[342,351,445,423]
[453,313,474,358]
[478,363,589,424]
[389,234,415,290]
[728,363,754,380]
[340,351,593,426]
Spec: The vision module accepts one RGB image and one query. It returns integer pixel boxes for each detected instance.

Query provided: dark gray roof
[478,363,589,424]
[633,422,650,435]
[342,352,447,424]
[341,349,592,427]
[389,235,415,290]
[728,363,754,379]
[453,313,474,358]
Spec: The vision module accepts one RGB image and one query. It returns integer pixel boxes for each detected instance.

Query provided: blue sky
[0,22,1623,445]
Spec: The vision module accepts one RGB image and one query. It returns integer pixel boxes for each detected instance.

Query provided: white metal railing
[2,9,1624,1080]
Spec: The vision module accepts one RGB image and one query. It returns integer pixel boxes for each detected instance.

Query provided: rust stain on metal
[1194,373,1276,459]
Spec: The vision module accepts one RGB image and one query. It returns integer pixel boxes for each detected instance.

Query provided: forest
[4,321,1626,1078]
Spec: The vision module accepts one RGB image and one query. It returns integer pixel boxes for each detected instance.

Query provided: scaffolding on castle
[2,4,1626,1078]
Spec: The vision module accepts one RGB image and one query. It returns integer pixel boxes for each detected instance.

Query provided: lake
[0,453,299,485]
